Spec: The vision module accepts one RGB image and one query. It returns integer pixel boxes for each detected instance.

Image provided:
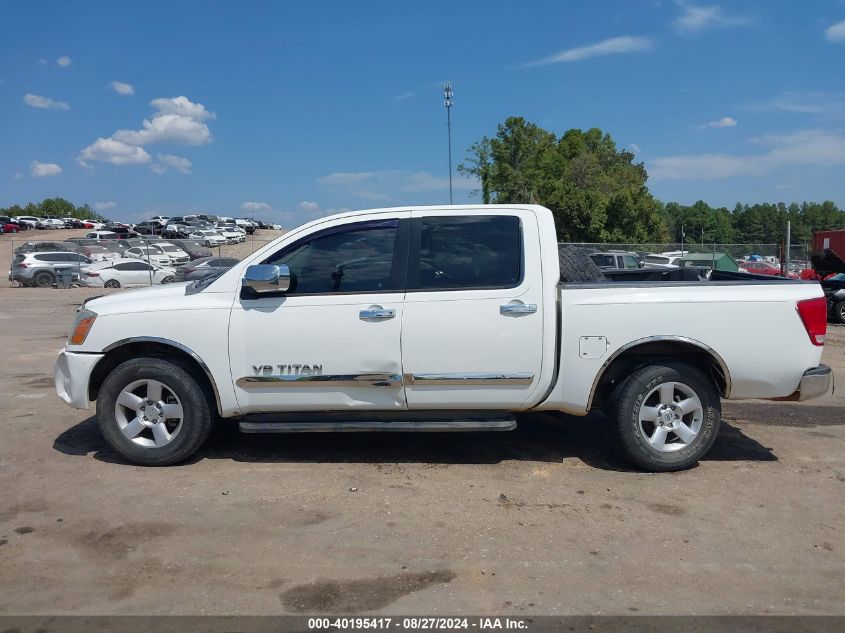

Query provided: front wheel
[161,275,175,284]
[104,279,121,288]
[97,357,213,466]
[607,362,721,472]
[833,300,845,324]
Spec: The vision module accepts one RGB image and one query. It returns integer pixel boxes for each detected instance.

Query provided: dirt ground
[0,231,843,616]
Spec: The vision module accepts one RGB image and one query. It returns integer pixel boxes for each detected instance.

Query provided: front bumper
[54,347,105,410]
[794,365,833,401]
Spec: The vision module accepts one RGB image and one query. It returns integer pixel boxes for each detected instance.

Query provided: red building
[814,229,845,255]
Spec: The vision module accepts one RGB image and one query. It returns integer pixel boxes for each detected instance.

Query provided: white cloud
[629,143,642,153]
[702,116,738,128]
[650,129,845,180]
[150,153,192,175]
[319,169,477,200]
[30,161,62,177]
[112,96,214,145]
[110,81,134,96]
[392,91,416,101]
[297,201,320,212]
[13,172,24,180]
[745,91,845,120]
[37,58,47,65]
[78,95,213,167]
[78,137,151,166]
[520,36,653,67]
[56,56,72,67]
[825,21,845,43]
[673,1,750,33]
[93,201,117,211]
[240,202,272,212]
[23,93,70,110]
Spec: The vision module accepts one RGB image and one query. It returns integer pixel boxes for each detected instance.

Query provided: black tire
[33,271,55,288]
[97,357,213,466]
[162,275,175,284]
[104,279,121,288]
[833,301,845,324]
[607,362,721,472]
[558,245,606,283]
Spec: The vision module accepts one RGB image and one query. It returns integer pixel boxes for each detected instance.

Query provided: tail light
[796,297,827,346]
[85,271,100,277]
[15,263,28,268]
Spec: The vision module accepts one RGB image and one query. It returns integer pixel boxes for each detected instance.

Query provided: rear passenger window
[409,216,521,291]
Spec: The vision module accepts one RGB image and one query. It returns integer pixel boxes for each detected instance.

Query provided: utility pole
[680,224,685,255]
[443,83,454,205]
[785,220,791,277]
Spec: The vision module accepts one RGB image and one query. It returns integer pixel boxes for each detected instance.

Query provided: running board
[238,411,517,433]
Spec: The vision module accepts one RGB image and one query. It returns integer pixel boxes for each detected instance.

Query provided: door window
[265,220,400,294]
[409,216,521,290]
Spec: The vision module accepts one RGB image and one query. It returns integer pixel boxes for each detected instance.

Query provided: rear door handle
[500,302,537,315]
[360,307,396,320]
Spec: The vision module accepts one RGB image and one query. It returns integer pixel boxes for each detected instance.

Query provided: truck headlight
[69,309,97,345]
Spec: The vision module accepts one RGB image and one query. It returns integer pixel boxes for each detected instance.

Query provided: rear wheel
[607,362,721,472]
[104,279,121,288]
[33,271,54,288]
[97,357,213,466]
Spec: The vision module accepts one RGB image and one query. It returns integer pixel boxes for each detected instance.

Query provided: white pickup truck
[54,205,832,471]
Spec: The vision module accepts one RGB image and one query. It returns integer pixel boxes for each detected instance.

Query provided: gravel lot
[0,229,843,616]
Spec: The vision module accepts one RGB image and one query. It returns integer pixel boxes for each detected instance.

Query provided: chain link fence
[3,233,279,290]
[560,242,813,272]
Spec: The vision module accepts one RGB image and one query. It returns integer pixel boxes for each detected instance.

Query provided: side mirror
[242,264,291,294]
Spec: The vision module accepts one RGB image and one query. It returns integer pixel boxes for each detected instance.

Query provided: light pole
[443,83,454,205]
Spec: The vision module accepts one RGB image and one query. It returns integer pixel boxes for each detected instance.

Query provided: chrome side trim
[586,335,732,410]
[101,337,224,414]
[236,373,401,388]
[405,372,535,386]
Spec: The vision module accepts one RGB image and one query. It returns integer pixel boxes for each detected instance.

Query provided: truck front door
[401,210,546,409]
[229,214,409,413]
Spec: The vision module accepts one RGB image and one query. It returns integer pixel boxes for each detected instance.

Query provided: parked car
[163,223,193,239]
[810,249,845,323]
[54,204,831,469]
[188,229,227,247]
[10,251,93,287]
[216,225,246,244]
[643,253,682,268]
[739,261,782,276]
[82,220,106,230]
[15,216,40,229]
[79,258,175,288]
[166,239,213,260]
[14,240,74,254]
[234,218,256,234]
[155,242,191,266]
[1,220,21,234]
[588,250,642,270]
[76,244,121,262]
[125,246,173,267]
[174,256,241,282]
[86,231,121,241]
[134,221,165,236]
[36,217,66,230]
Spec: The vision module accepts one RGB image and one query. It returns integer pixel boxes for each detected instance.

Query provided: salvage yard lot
[0,237,843,615]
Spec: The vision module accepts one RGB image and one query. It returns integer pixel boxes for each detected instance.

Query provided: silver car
[9,251,94,287]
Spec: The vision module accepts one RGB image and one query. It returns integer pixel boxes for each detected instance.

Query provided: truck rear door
[401,209,546,409]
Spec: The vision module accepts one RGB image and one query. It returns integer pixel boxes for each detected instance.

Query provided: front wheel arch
[88,339,221,416]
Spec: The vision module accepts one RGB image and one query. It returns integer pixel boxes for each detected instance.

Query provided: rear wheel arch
[88,338,222,416]
[588,337,730,411]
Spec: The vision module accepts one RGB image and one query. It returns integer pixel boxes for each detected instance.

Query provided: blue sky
[1,0,844,225]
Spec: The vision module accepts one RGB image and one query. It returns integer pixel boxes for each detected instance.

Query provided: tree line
[0,198,106,221]
[459,117,844,245]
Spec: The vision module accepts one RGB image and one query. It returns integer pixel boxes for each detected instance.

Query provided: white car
[217,226,245,244]
[125,246,172,267]
[15,215,40,228]
[79,258,175,288]
[643,253,682,268]
[188,230,227,247]
[37,218,66,229]
[54,204,832,469]
[85,231,120,241]
[156,242,191,266]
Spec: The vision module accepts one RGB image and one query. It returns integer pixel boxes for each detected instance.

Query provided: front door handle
[500,302,537,315]
[360,307,396,320]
